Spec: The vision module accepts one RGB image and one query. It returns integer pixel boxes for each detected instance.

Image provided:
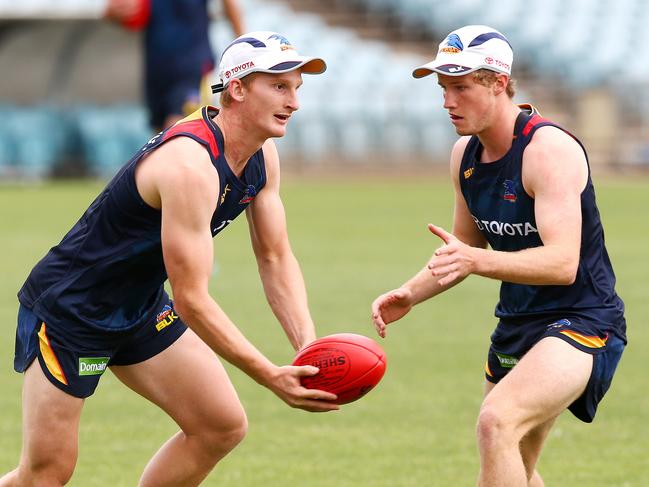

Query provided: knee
[476,404,517,450]
[219,412,248,451]
[198,409,248,455]
[17,457,76,487]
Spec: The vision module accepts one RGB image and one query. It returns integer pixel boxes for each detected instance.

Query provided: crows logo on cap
[268,33,295,51]
[440,33,464,54]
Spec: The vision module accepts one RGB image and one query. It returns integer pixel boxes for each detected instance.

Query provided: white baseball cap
[412,25,513,79]
[211,31,327,93]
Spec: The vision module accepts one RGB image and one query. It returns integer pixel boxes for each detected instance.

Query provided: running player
[1,31,336,487]
[371,25,626,487]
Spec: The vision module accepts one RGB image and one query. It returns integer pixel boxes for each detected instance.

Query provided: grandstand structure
[0,0,648,179]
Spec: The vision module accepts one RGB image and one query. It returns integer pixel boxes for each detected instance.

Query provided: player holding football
[1,31,338,487]
[371,25,626,487]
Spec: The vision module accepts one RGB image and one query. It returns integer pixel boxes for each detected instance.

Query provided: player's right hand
[371,288,414,338]
[267,365,340,412]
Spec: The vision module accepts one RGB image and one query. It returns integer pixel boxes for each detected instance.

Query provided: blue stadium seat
[74,105,152,179]
[0,106,72,179]
[0,105,17,175]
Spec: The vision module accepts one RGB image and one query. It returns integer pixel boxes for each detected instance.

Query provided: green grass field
[1,176,647,486]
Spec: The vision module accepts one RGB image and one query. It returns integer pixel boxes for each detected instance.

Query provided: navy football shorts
[485,316,625,423]
[147,78,201,129]
[14,295,187,398]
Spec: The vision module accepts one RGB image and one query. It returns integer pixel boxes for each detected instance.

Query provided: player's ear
[229,79,246,102]
[493,74,509,95]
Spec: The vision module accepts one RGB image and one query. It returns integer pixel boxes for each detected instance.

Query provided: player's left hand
[427,224,476,286]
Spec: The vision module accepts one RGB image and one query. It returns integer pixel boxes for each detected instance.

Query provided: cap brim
[412,62,478,78]
[213,55,327,93]
[266,57,326,75]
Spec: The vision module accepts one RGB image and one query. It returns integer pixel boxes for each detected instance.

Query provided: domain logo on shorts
[79,357,109,376]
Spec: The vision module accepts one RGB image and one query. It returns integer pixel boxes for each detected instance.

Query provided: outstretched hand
[268,365,339,412]
[427,223,476,286]
[371,225,475,338]
[371,288,414,338]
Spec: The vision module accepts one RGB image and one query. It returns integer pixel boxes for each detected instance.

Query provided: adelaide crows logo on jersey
[239,184,257,204]
[503,180,517,203]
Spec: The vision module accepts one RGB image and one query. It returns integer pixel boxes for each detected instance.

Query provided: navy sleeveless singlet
[458,106,625,341]
[18,106,266,331]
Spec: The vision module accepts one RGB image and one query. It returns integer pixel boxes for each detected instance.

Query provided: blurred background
[1,0,648,180]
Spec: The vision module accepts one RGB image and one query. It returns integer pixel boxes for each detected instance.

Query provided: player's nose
[286,88,299,111]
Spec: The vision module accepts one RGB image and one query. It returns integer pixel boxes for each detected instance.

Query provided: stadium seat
[3,0,647,173]
[74,105,152,178]
[0,106,72,179]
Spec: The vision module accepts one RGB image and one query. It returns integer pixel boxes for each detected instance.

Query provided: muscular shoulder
[137,136,219,209]
[523,126,588,197]
[525,125,585,162]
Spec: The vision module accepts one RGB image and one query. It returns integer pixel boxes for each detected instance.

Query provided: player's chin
[271,127,288,138]
[454,127,472,136]
[270,116,291,136]
[264,125,286,139]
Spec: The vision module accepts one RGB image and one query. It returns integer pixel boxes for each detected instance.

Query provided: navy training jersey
[18,106,266,331]
[459,106,625,341]
[145,0,214,80]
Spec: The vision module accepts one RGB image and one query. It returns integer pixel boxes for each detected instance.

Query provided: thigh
[20,361,84,475]
[110,328,245,434]
[483,336,593,433]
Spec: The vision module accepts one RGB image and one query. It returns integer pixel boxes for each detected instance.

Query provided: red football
[292,333,387,404]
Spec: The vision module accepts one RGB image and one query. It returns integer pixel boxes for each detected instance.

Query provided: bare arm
[410,137,488,298]
[373,128,586,338]
[246,140,315,351]
[147,138,274,380]
[428,126,587,286]
[137,137,337,411]
[372,137,485,336]
[222,0,245,36]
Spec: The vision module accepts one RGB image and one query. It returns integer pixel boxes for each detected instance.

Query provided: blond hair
[472,69,516,98]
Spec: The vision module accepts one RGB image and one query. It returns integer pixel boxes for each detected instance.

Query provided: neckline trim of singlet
[202,106,258,193]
